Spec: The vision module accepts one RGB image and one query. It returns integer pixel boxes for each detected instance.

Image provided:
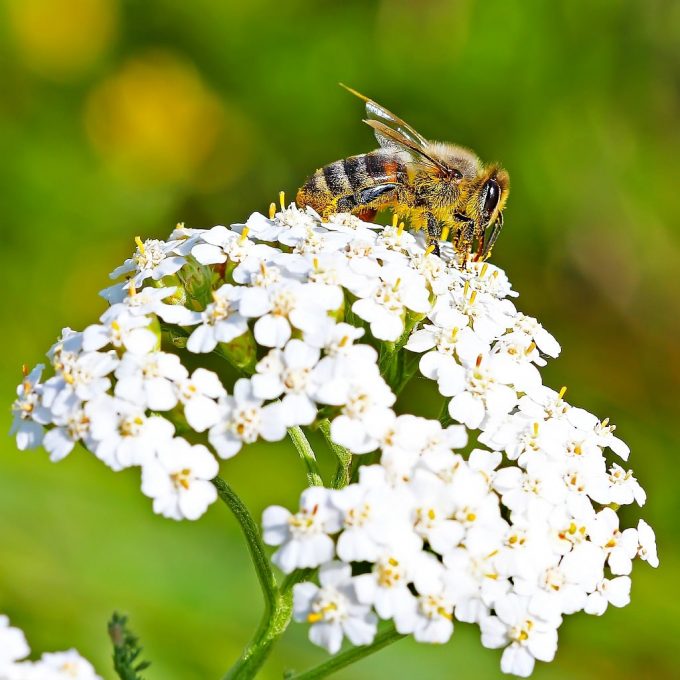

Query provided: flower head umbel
[10,203,657,677]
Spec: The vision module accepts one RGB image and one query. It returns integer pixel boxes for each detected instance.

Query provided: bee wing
[341,84,429,149]
[363,119,449,173]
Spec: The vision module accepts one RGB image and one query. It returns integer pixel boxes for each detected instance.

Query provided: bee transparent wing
[341,84,429,150]
[363,120,448,173]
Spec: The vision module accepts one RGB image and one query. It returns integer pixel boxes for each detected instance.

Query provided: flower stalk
[285,625,404,680]
[288,426,324,487]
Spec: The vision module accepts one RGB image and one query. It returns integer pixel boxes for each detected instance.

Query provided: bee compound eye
[482,178,501,220]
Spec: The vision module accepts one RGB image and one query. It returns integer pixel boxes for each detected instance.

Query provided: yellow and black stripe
[296,151,407,218]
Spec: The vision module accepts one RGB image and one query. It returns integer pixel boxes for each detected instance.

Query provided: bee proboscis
[296,85,509,260]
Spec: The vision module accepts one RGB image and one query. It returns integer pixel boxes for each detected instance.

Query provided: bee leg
[426,212,441,256]
[481,212,504,260]
[453,213,475,267]
[336,196,358,212]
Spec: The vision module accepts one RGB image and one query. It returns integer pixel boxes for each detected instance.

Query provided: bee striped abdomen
[297,150,407,217]
[296,151,407,218]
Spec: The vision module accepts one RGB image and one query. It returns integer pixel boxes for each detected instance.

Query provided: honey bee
[296,85,509,261]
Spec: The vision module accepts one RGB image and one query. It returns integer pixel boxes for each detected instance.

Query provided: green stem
[214,476,289,679]
[288,426,324,486]
[286,626,405,680]
[318,419,352,489]
[438,398,453,428]
[213,476,277,611]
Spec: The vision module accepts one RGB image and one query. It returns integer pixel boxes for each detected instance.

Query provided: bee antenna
[339,83,370,102]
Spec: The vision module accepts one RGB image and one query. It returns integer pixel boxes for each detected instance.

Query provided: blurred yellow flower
[6,0,118,80]
[84,51,231,186]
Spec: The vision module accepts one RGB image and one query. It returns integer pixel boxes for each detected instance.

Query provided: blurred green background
[1,0,678,678]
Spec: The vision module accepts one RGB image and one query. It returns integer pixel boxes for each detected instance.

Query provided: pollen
[279,190,286,211]
[392,213,399,229]
[425,244,436,255]
[440,226,450,242]
[480,262,489,278]
[559,385,567,399]
[134,236,146,254]
[525,341,536,355]
[269,202,276,219]
[239,227,250,244]
[398,221,405,236]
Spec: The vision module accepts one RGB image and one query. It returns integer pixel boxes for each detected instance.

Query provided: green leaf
[108,612,151,680]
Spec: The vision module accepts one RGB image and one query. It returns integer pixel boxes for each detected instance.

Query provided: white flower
[310,331,381,409]
[393,576,455,644]
[35,649,103,679]
[636,519,659,568]
[177,368,226,432]
[493,460,566,521]
[141,438,219,520]
[329,375,396,454]
[438,354,519,430]
[408,469,465,554]
[518,386,594,430]
[0,615,30,665]
[183,284,249,353]
[82,309,157,355]
[87,395,175,470]
[42,351,119,417]
[110,237,186,288]
[587,508,638,575]
[515,543,605,619]
[442,527,510,624]
[121,285,196,324]
[446,285,513,343]
[407,309,488,368]
[330,466,414,562]
[42,406,93,462]
[239,211,285,242]
[591,417,630,460]
[208,378,286,459]
[10,365,50,450]
[354,548,443,621]
[114,351,187,411]
[239,280,342,348]
[584,576,631,615]
[262,487,341,573]
[464,261,518,299]
[511,312,561,359]
[252,340,321,426]
[599,463,646,507]
[293,561,378,654]
[352,264,430,341]
[480,594,559,678]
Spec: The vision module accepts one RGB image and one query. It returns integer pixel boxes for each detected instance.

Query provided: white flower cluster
[0,615,101,679]
[11,203,658,676]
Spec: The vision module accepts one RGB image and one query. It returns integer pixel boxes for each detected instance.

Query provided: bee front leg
[480,211,504,260]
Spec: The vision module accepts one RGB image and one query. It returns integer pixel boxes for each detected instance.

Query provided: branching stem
[288,426,324,486]
[286,626,405,680]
